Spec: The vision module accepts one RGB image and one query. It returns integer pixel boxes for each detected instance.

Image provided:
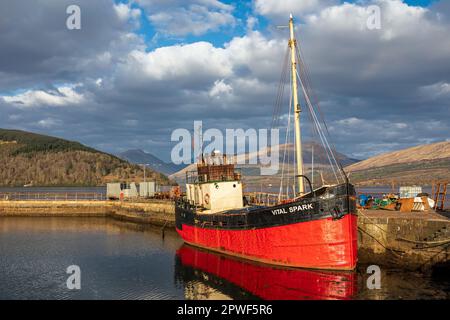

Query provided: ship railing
[175,197,198,213]
[356,192,399,198]
[0,192,105,201]
[185,169,242,184]
[245,192,290,206]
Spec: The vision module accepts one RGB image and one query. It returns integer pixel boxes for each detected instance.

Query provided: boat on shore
[175,15,358,270]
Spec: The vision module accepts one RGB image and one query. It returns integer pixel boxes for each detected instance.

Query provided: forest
[0,129,170,186]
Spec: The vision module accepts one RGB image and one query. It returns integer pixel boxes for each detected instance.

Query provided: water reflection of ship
[175,245,357,300]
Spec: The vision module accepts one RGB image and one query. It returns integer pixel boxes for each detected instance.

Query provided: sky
[0,0,449,162]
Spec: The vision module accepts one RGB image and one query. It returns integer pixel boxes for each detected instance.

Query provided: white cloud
[327,116,449,159]
[124,119,139,127]
[0,0,144,91]
[419,82,450,99]
[304,0,429,41]
[2,85,85,108]
[254,0,338,20]
[335,117,364,126]
[225,31,284,81]
[276,0,450,100]
[209,79,233,98]
[37,118,62,129]
[333,117,409,135]
[8,114,22,121]
[117,41,232,85]
[136,0,236,36]
[246,16,258,31]
[114,3,141,22]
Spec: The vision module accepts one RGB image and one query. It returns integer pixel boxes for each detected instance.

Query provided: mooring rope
[395,237,450,247]
[357,226,406,258]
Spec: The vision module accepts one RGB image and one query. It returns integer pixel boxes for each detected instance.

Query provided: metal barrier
[245,192,289,206]
[0,192,105,201]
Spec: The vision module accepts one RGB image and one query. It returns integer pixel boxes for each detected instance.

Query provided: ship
[175,15,358,270]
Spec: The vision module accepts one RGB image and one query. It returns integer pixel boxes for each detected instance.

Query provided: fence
[245,192,290,206]
[0,192,106,201]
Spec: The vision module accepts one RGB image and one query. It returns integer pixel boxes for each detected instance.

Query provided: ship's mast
[289,14,304,195]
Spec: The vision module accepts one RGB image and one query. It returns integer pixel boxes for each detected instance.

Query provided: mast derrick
[289,15,305,195]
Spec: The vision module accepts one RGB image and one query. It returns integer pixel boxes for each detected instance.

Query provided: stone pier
[0,200,175,227]
[358,210,449,270]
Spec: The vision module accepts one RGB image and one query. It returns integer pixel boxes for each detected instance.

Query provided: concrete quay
[0,200,175,228]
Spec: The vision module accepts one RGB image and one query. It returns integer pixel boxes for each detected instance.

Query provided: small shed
[107,182,139,200]
[139,182,158,198]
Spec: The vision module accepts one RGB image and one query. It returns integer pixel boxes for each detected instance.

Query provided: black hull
[175,183,356,231]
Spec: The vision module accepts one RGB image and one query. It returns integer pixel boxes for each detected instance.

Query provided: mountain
[270,142,359,167]
[0,129,170,187]
[118,149,185,175]
[169,142,359,189]
[345,141,450,186]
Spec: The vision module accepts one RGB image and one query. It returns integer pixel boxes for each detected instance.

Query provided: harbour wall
[357,210,449,271]
[0,200,448,270]
[0,200,175,228]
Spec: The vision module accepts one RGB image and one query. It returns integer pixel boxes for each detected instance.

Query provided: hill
[0,129,170,187]
[118,149,184,175]
[169,142,359,190]
[345,141,450,186]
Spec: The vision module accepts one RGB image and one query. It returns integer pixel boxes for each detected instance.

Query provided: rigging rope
[296,68,341,182]
[295,42,348,183]
[271,31,352,197]
[271,46,290,130]
[294,44,346,183]
[278,79,293,202]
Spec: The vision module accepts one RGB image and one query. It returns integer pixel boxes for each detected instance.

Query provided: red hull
[177,245,357,300]
[176,214,358,270]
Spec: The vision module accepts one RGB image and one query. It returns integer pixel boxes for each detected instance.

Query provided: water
[0,217,448,300]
